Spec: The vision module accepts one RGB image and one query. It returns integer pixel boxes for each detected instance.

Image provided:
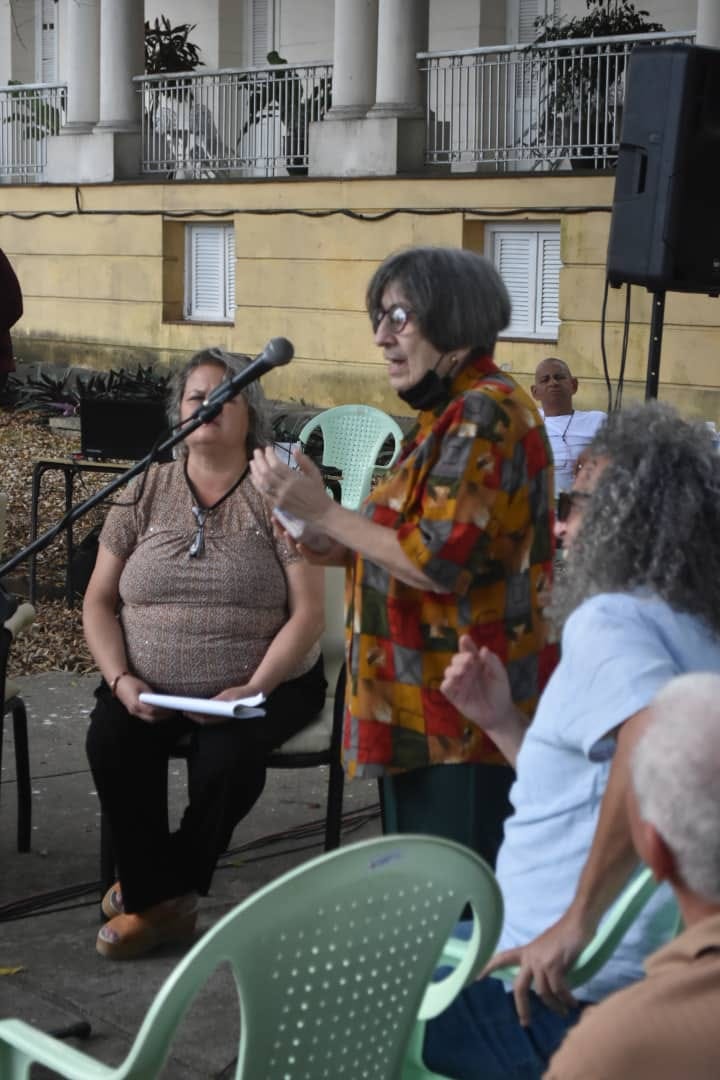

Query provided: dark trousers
[424,974,586,1079]
[86,657,326,912]
[380,761,514,869]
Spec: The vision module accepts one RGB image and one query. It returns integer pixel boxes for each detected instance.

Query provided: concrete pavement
[0,672,380,1078]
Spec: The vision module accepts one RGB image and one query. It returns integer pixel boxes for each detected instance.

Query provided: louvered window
[486,223,561,339]
[184,224,236,322]
[36,0,58,82]
[251,0,272,66]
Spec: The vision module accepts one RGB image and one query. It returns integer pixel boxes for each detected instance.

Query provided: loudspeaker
[606,43,720,295]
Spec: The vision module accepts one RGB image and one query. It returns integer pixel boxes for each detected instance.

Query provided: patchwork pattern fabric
[342,354,558,778]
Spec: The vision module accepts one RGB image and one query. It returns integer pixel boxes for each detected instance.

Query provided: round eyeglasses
[371,303,414,334]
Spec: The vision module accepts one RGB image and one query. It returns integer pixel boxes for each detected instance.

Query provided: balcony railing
[420,30,694,171]
[0,82,66,182]
[134,62,332,178]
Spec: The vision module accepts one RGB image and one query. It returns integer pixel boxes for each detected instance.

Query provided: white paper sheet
[138,692,266,718]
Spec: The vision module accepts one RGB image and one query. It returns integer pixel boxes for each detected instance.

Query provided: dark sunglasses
[556,490,592,523]
[371,303,414,334]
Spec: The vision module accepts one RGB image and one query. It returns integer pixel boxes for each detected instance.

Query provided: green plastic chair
[0,835,503,1080]
[404,865,680,1075]
[298,404,405,509]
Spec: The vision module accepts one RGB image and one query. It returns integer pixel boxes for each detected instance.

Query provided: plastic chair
[0,492,36,852]
[0,834,504,1080]
[298,404,405,509]
[100,566,348,893]
[404,865,680,1075]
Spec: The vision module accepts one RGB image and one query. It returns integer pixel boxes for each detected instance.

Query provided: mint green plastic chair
[298,404,405,509]
[0,835,503,1080]
[404,865,680,1076]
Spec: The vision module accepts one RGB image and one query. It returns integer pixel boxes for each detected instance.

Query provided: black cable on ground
[0,803,381,923]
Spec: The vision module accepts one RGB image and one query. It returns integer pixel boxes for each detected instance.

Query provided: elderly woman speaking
[251,246,557,861]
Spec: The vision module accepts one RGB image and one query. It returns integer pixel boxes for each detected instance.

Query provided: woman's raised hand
[440,635,514,735]
[250,447,329,523]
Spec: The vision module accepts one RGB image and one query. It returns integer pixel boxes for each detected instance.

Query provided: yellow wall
[2,172,720,421]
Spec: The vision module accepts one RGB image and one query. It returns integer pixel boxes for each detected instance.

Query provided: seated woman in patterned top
[83,349,326,960]
[250,246,557,867]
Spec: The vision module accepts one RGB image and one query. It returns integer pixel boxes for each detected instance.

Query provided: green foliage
[144,15,203,75]
[531,0,665,167]
[533,0,664,42]
[9,365,171,418]
[5,81,65,141]
[242,52,332,172]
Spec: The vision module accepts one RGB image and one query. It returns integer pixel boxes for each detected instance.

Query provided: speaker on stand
[606,42,720,398]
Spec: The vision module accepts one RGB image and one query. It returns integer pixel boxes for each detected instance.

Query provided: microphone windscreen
[266,337,294,367]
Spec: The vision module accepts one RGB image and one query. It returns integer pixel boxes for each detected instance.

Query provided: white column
[59,0,100,132]
[328,0,378,119]
[95,0,144,132]
[371,0,429,118]
[697,0,720,47]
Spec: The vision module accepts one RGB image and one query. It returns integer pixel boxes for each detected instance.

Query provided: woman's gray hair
[632,673,720,902]
[553,400,720,635]
[167,348,272,456]
[366,246,511,355]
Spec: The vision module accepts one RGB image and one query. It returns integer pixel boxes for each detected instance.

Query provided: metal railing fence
[0,82,66,181]
[420,30,694,170]
[134,62,332,178]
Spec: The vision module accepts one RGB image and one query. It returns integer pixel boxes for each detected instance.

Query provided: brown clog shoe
[96,893,198,961]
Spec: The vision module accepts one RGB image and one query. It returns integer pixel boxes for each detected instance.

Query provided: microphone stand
[0,357,280,622]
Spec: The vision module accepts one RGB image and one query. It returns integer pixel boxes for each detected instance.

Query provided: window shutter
[39,0,58,82]
[224,226,236,321]
[185,224,235,322]
[537,232,561,336]
[493,231,534,336]
[251,0,271,65]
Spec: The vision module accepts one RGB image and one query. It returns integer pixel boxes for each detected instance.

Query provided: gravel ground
[1,408,105,675]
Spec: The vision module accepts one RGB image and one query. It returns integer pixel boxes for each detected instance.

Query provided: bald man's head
[531,357,578,416]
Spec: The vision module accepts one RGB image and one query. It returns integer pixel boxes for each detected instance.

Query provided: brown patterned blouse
[100,461,319,698]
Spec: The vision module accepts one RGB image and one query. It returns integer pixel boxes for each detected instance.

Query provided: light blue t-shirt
[495,591,720,1002]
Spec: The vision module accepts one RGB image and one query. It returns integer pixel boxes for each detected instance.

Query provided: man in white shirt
[531,358,606,493]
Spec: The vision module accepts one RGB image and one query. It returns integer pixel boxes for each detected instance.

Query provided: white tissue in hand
[272,507,332,553]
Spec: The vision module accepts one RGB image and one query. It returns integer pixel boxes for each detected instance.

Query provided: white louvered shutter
[185,224,235,322]
[492,231,534,336]
[39,0,58,82]
[537,230,561,336]
[252,0,271,65]
[224,225,236,321]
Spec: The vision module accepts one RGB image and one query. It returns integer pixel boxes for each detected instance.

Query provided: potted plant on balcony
[241,51,332,175]
[531,0,664,170]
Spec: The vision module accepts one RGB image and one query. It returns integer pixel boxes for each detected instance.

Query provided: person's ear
[531,383,540,401]
[642,821,679,885]
[570,377,579,395]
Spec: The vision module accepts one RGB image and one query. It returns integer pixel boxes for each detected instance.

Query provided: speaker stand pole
[645,290,666,400]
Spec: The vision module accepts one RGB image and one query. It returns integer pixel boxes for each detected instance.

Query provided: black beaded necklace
[184,461,248,558]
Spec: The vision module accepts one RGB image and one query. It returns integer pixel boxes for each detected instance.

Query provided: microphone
[200,338,294,416]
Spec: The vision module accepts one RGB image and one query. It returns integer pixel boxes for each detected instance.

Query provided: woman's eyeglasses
[556,490,592,523]
[371,304,414,334]
[188,505,209,558]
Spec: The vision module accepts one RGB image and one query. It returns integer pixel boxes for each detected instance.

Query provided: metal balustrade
[0,82,66,181]
[134,62,333,178]
[420,30,694,171]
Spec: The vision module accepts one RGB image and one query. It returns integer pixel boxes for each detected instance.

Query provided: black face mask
[397,370,452,411]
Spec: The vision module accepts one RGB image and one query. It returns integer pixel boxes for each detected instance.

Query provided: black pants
[380,761,514,870]
[86,657,326,912]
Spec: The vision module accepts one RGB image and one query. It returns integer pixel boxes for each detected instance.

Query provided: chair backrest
[298,405,405,509]
[92,836,502,1080]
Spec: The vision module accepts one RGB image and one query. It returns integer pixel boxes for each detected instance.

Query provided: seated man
[547,672,720,1079]
[423,402,720,1079]
[531,357,605,493]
